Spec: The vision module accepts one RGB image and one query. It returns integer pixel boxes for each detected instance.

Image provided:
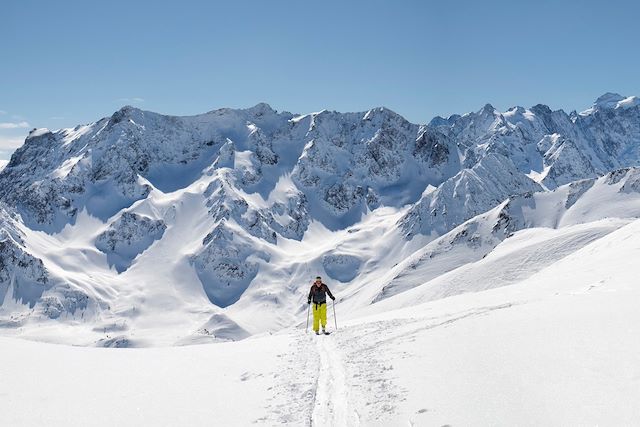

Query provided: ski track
[259,302,517,425]
[311,333,359,427]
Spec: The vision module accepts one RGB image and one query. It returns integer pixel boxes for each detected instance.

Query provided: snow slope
[2,217,639,426]
[371,167,640,304]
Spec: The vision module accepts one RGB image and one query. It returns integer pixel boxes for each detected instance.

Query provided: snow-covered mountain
[1,93,639,346]
[373,168,640,304]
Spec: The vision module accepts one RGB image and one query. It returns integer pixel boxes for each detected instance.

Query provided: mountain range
[1,92,639,346]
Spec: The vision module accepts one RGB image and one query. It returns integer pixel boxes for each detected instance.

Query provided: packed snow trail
[310,334,360,426]
[264,329,361,426]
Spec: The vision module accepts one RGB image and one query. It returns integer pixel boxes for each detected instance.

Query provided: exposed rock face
[290,107,461,221]
[95,212,167,273]
[0,237,50,308]
[39,287,91,319]
[191,222,269,308]
[0,205,50,308]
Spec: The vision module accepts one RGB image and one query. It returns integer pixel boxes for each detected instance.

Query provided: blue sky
[1,0,639,160]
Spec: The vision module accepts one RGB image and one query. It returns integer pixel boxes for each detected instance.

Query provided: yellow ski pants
[312,302,327,332]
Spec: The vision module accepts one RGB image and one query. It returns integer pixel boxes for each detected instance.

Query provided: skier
[307,276,335,335]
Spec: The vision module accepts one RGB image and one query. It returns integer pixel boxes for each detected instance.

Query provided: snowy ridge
[399,153,542,238]
[372,167,640,303]
[1,94,640,346]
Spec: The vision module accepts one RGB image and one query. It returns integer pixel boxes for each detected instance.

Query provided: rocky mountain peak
[243,102,277,117]
[594,92,626,108]
[479,103,497,115]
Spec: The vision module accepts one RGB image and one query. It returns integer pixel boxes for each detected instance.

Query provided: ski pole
[305,302,310,333]
[333,300,338,331]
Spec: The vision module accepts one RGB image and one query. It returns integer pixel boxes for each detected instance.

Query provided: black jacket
[307,283,335,304]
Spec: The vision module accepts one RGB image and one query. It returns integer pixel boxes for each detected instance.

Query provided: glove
[307,299,311,304]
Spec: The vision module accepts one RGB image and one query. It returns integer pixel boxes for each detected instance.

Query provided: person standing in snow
[307,276,335,335]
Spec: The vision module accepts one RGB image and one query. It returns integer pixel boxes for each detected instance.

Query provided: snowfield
[2,217,639,426]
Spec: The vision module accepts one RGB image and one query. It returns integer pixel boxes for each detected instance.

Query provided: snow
[61,124,93,146]
[311,334,359,426]
[0,333,292,426]
[526,164,551,183]
[579,93,640,115]
[0,94,639,343]
[0,159,7,171]
[502,106,535,122]
[2,218,640,425]
[51,154,84,179]
[2,94,640,424]
[616,95,640,109]
[28,127,50,137]
[382,217,640,425]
